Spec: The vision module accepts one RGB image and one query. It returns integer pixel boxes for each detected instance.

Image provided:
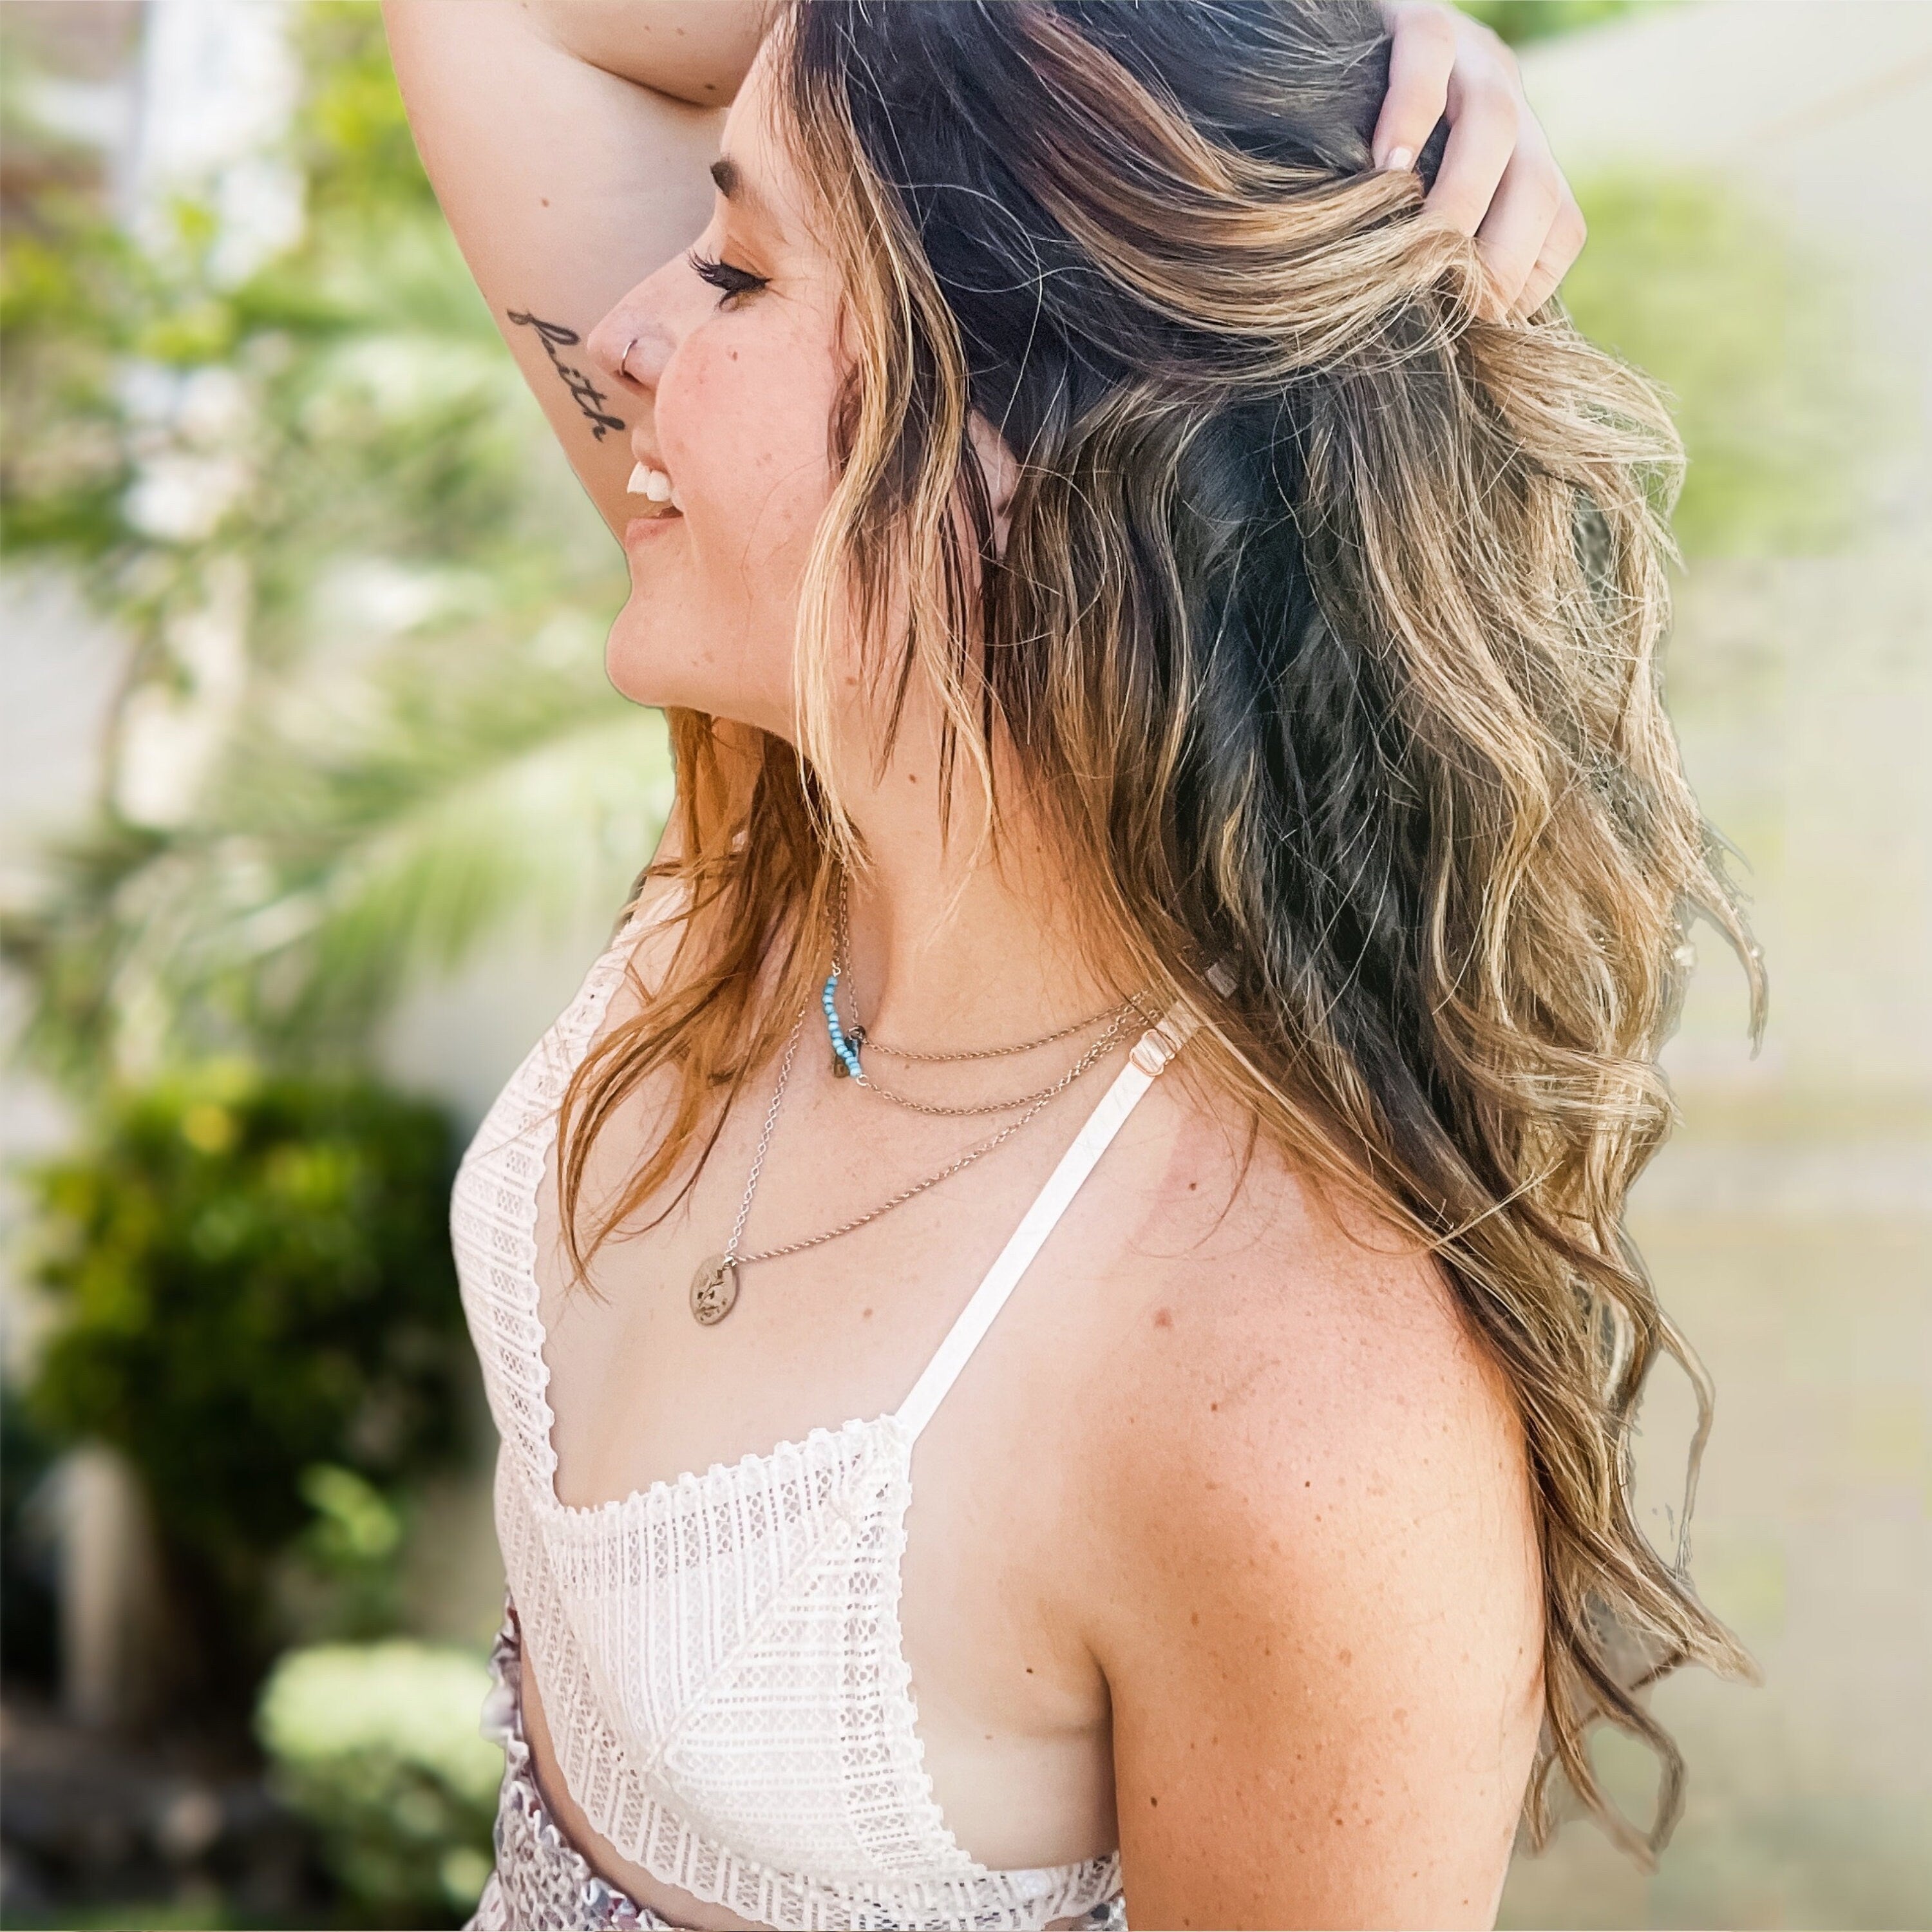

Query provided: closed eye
[687,250,769,307]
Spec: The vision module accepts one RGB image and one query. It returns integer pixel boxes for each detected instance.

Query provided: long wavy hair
[559,0,1764,1866]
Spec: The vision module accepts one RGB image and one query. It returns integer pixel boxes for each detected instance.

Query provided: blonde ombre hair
[561,0,1764,1866]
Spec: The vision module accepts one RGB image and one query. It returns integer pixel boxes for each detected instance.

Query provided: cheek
[656,323,842,582]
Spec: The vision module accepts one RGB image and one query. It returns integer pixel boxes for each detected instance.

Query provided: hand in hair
[1376,1,1587,318]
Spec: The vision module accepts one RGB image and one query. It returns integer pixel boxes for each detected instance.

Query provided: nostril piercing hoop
[620,337,640,381]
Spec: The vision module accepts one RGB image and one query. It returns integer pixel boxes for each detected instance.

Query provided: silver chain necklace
[842,1006,1138,1117]
[687,989,1125,1327]
[826,874,1146,1108]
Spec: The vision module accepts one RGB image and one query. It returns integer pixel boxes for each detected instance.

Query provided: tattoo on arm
[506,309,626,440]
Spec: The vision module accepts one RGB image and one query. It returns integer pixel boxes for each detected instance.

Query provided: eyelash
[687,249,768,307]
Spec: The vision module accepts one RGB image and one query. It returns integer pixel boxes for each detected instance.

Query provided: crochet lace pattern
[468,1595,678,1931]
[450,913,1132,1931]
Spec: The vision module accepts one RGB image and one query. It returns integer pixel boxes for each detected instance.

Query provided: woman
[384,3,1755,1927]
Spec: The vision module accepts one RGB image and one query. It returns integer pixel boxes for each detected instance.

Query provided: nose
[585,304,673,399]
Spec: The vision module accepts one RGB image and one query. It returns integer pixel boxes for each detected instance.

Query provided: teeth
[626,460,683,513]
[627,461,677,505]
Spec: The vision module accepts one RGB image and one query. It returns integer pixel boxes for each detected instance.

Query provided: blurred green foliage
[256,1640,500,1927]
[1,0,664,1086]
[298,1,444,217]
[1564,172,1878,558]
[285,1461,411,1641]
[1461,1,1650,44]
[1,1905,276,1931]
[23,1065,470,1676]
[1,1396,62,1691]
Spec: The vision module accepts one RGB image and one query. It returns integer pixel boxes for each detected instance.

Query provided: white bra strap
[895,1005,1199,1446]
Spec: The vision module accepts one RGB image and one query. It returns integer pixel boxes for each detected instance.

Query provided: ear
[965,409,1021,560]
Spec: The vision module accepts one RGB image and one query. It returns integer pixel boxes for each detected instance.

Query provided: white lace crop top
[451,913,1191,1930]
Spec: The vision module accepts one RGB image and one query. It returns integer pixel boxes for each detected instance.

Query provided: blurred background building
[1,1,1927,1926]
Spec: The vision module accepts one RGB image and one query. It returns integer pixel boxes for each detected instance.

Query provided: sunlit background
[1,3,1926,1927]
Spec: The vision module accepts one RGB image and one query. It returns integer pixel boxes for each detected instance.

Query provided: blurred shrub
[0,1395,63,1692]
[285,1461,408,1638]
[256,1639,500,1927]
[21,1064,470,1687]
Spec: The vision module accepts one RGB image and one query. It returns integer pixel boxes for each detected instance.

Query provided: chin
[603,604,697,710]
[603,613,790,733]
[603,633,669,710]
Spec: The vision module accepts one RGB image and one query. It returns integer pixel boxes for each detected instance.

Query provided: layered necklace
[687,880,1150,1326]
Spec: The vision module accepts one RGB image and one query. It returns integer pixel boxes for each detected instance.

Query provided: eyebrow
[709,154,779,231]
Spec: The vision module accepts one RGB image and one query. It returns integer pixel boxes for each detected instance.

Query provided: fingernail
[1381,145,1415,173]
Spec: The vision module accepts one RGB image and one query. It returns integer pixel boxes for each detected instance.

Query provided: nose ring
[619,337,640,382]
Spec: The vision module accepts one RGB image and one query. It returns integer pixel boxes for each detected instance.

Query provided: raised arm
[381,0,768,540]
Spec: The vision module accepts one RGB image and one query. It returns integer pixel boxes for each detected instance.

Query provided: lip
[623,512,683,549]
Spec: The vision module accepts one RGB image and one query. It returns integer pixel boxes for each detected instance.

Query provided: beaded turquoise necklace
[820,874,1148,1099]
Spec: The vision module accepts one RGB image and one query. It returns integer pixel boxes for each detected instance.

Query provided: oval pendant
[690,1254,739,1326]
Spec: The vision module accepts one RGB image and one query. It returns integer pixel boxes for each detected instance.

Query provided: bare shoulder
[1085,1085,1525,1507]
[1070,1088,1546,1927]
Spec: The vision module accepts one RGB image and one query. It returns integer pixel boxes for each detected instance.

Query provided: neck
[824,712,1128,1054]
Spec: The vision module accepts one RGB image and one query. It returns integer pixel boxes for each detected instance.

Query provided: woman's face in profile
[586,44,850,739]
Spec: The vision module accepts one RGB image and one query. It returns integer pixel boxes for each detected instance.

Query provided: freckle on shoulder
[1136,1113,1470,1397]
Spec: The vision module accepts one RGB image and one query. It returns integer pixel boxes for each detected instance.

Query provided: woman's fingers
[1512,191,1587,318]
[1425,47,1521,242]
[1371,1,1455,171]
[1375,3,1586,314]
[1472,122,1566,316]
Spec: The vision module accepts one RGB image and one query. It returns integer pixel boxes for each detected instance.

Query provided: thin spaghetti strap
[895,1008,1198,1445]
